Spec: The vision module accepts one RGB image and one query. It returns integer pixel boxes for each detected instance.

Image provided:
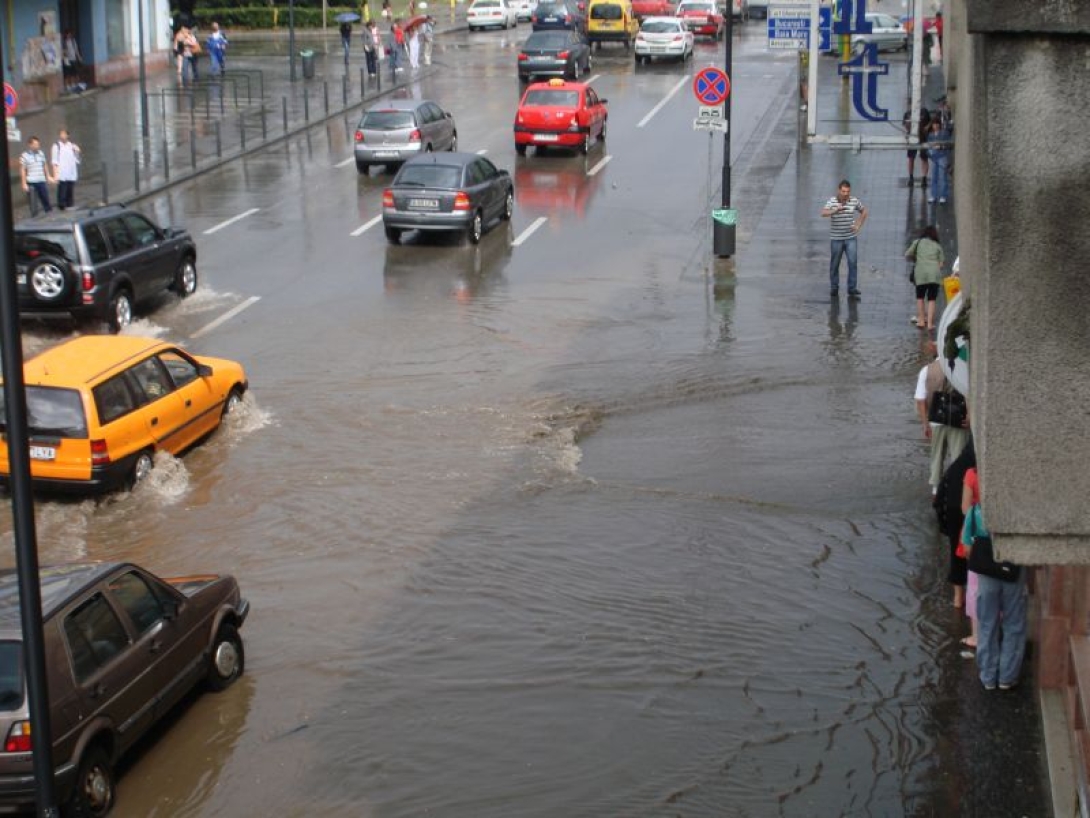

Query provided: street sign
[694,117,728,132]
[5,117,20,143]
[692,67,730,106]
[3,83,17,117]
[699,105,724,120]
[767,5,831,50]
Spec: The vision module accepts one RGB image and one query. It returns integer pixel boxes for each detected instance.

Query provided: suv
[0,562,249,816]
[13,204,198,332]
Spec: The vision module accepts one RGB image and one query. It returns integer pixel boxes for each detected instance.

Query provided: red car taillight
[408,128,422,142]
[382,190,395,208]
[4,722,31,754]
[518,53,528,61]
[453,192,471,211]
[354,130,364,142]
[91,439,110,467]
[672,34,682,41]
[557,50,570,59]
[81,271,94,292]
[568,116,580,131]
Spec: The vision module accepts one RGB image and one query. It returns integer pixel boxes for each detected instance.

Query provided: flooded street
[0,21,1046,818]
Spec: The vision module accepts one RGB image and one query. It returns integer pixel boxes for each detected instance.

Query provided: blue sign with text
[833,0,890,122]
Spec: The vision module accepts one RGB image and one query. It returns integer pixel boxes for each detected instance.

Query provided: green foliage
[181,6,370,29]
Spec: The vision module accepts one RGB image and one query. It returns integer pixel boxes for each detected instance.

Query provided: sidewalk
[6,8,468,218]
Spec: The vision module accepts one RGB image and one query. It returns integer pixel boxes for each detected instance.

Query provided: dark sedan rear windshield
[0,386,88,437]
[536,3,566,14]
[362,110,416,130]
[396,164,463,189]
[525,32,570,48]
[0,642,24,712]
[14,231,77,263]
[523,89,580,107]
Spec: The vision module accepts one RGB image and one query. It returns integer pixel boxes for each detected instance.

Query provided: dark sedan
[518,29,592,81]
[382,153,514,245]
[532,0,587,30]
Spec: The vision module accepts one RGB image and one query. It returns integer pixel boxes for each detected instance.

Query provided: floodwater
[0,21,1046,818]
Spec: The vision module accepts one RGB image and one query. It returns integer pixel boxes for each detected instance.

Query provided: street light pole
[0,37,61,818]
[290,0,297,81]
[138,0,149,139]
[722,4,732,211]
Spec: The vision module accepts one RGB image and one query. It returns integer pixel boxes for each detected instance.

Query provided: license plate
[651,46,666,52]
[531,55,551,61]
[409,198,439,209]
[373,151,398,158]
[29,446,56,461]
[534,134,559,142]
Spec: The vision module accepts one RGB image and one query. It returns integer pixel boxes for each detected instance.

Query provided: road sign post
[692,64,734,257]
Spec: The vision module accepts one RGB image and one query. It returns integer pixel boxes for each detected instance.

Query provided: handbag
[906,240,918,283]
[968,535,1021,582]
[928,388,967,427]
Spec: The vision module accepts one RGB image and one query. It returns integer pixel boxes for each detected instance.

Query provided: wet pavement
[1,21,1054,818]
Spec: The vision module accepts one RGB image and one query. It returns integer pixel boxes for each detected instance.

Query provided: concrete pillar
[953,0,1090,564]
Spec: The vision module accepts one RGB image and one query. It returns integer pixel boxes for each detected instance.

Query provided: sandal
[959,637,977,649]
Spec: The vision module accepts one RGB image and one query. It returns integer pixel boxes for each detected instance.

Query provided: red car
[675,0,723,38]
[514,78,608,156]
[631,0,673,21]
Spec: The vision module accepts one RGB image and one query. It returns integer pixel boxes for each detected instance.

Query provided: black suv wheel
[27,255,71,303]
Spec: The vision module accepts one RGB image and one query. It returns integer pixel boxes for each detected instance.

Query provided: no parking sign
[3,83,17,117]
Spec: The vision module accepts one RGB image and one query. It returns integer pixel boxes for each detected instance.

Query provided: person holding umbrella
[335,11,361,61]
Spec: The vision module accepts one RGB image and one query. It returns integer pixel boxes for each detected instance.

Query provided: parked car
[511,0,537,21]
[13,204,198,333]
[586,0,639,48]
[631,0,673,22]
[518,29,592,81]
[514,77,608,156]
[634,15,693,62]
[382,153,514,245]
[852,12,908,52]
[532,0,587,31]
[354,99,458,174]
[467,0,519,30]
[675,0,724,38]
[0,335,248,494]
[0,561,249,816]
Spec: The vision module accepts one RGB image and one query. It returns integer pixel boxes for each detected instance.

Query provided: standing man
[422,16,435,66]
[207,22,229,75]
[20,136,55,217]
[820,179,867,299]
[926,117,953,204]
[51,129,81,211]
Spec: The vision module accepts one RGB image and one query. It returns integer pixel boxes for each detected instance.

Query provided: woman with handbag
[962,470,1027,691]
[906,225,944,330]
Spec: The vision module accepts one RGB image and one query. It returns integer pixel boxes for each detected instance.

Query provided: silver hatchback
[354,99,459,174]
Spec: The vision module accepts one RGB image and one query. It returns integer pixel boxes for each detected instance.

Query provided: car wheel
[450,132,458,151]
[67,745,114,818]
[127,450,154,490]
[206,623,245,692]
[515,143,527,156]
[173,257,198,297]
[502,189,514,221]
[106,289,133,333]
[221,386,244,420]
[573,59,581,79]
[385,225,401,244]
[599,118,607,142]
[580,132,590,155]
[356,160,370,174]
[27,256,70,303]
[467,211,483,245]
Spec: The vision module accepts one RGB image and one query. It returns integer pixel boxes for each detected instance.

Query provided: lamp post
[290,0,297,81]
[138,0,148,139]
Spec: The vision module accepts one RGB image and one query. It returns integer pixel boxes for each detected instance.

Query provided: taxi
[0,335,248,494]
[514,78,608,156]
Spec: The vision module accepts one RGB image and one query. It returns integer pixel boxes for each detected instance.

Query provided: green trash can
[300,49,316,79]
[712,208,737,258]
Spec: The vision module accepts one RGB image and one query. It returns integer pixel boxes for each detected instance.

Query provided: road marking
[512,216,547,247]
[476,148,489,155]
[587,155,612,176]
[191,296,261,339]
[335,156,356,168]
[637,75,690,128]
[585,73,601,85]
[203,207,260,235]
[351,214,384,236]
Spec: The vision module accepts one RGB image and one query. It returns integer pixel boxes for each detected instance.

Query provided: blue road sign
[693,67,730,106]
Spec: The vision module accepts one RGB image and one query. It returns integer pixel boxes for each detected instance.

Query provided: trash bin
[300,49,316,79]
[712,208,737,258]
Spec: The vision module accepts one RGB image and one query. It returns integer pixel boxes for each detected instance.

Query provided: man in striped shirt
[820,179,867,299]
[19,136,55,217]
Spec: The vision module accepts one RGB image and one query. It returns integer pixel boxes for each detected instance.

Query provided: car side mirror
[198,364,213,378]
[162,600,181,621]
[600,98,608,104]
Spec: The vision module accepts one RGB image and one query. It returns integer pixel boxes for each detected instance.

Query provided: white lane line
[512,216,547,247]
[476,148,489,155]
[587,155,612,177]
[351,215,383,236]
[190,296,261,339]
[335,156,356,168]
[203,207,260,235]
[637,75,690,129]
[585,73,601,85]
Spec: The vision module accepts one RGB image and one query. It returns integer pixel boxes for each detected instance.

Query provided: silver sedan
[354,99,458,175]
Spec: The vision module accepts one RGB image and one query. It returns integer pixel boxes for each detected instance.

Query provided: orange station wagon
[0,336,248,494]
